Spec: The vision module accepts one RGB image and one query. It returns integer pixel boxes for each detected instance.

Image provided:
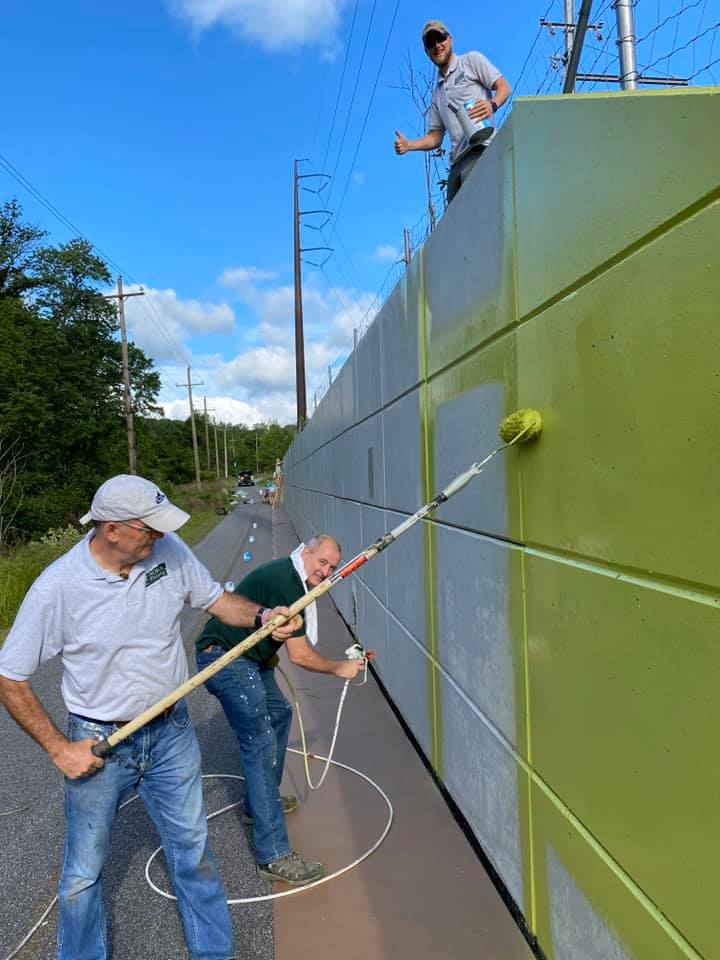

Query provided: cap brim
[80,511,93,525]
[143,503,191,533]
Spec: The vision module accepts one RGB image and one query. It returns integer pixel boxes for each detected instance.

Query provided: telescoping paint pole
[92,409,543,758]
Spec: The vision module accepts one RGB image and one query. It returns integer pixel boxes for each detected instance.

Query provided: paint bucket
[452,100,493,146]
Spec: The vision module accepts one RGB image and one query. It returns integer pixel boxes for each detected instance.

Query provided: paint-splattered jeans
[58,700,234,960]
[196,650,293,865]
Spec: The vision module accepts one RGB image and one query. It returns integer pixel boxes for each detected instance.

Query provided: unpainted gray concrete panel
[351,414,385,507]
[438,668,525,908]
[379,268,422,405]
[383,390,424,513]
[359,504,389,604]
[431,379,513,537]
[384,511,428,650]
[434,525,519,746]
[386,612,433,758]
[547,847,632,960]
[357,581,390,669]
[355,318,383,420]
[335,355,356,433]
[424,128,517,376]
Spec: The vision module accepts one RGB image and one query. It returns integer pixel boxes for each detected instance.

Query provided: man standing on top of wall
[394,19,512,203]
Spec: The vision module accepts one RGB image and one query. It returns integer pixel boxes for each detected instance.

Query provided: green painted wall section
[414,88,719,958]
[285,87,720,959]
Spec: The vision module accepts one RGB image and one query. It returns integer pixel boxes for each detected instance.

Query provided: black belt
[73,705,175,727]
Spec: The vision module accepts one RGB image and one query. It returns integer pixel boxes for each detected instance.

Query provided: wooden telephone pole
[176,367,203,488]
[103,277,145,474]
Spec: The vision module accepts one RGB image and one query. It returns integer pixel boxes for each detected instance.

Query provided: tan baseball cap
[422,20,450,42]
[80,475,190,532]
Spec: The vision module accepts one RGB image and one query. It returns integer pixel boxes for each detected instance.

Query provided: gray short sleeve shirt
[0,531,223,719]
[428,51,502,164]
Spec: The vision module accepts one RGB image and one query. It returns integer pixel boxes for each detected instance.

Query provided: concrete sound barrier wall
[283,88,720,960]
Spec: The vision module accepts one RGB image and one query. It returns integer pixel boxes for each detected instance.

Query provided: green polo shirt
[196,557,306,663]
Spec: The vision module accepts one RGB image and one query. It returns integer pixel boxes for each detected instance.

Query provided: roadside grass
[0,478,232,641]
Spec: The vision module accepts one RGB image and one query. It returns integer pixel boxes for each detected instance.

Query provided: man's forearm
[0,676,67,759]
[287,645,344,676]
[208,590,260,628]
[408,131,444,152]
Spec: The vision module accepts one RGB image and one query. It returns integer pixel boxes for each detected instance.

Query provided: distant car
[237,471,254,487]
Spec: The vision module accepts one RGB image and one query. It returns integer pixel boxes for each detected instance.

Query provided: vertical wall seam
[418,250,442,775]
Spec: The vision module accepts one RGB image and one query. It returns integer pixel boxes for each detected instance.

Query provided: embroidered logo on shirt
[145,562,168,587]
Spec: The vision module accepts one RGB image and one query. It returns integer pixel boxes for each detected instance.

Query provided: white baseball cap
[80,475,190,532]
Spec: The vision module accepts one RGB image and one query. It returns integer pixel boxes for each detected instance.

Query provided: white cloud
[167,0,348,53]
[160,392,294,426]
[121,285,235,363]
[374,244,399,262]
[143,263,379,425]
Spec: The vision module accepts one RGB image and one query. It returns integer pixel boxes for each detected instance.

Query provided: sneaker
[242,794,298,824]
[257,852,325,886]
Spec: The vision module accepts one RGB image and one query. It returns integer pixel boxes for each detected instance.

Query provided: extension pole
[615,0,639,89]
[91,423,537,758]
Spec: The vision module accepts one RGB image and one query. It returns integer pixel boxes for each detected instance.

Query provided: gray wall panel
[383,391,424,513]
[434,526,519,746]
[439,670,524,908]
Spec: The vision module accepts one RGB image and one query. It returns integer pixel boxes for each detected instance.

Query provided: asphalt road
[0,494,278,960]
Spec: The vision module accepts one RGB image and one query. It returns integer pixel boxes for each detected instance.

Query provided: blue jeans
[196,650,292,865]
[58,701,234,960]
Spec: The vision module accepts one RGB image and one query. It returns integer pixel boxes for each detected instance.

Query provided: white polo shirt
[0,531,223,719]
[428,51,502,164]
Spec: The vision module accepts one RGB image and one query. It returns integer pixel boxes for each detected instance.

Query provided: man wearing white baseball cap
[0,473,301,960]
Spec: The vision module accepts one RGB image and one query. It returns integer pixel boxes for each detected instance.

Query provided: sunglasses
[424,32,448,50]
[119,520,157,536]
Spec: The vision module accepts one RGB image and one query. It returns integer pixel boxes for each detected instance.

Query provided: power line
[325,0,378,208]
[320,0,360,171]
[327,0,401,243]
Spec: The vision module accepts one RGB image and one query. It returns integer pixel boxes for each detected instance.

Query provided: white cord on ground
[145,752,394,904]
[5,753,393,958]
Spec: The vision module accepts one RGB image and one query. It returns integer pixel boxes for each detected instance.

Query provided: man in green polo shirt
[195,534,363,885]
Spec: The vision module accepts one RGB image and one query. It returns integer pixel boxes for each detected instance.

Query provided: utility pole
[402,228,412,266]
[293,159,308,431]
[213,419,220,479]
[202,397,212,471]
[563,0,575,90]
[176,367,203,489]
[615,0,639,89]
[254,431,259,476]
[293,160,332,431]
[103,277,144,474]
[223,425,228,479]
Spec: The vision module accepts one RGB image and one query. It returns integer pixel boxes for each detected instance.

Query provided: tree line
[0,199,294,546]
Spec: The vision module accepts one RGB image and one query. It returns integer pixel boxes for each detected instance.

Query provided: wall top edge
[514,87,719,106]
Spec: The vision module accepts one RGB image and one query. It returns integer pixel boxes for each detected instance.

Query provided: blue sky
[2,1,716,424]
